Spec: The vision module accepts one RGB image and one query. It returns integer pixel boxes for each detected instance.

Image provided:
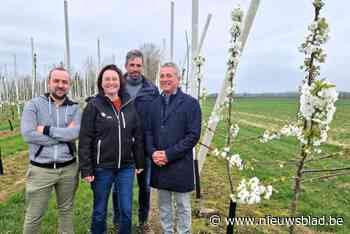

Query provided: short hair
[161,62,181,79]
[48,67,69,80]
[125,49,144,65]
[97,64,125,96]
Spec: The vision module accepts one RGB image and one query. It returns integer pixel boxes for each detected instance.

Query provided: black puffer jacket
[78,92,144,178]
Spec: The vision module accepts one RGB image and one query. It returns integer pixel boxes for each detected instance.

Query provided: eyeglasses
[129,63,142,68]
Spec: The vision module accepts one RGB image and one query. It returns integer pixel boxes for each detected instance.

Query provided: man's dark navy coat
[145,89,201,192]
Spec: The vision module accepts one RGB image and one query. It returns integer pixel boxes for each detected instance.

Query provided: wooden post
[8,119,14,131]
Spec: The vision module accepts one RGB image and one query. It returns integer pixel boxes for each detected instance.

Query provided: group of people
[20,49,202,234]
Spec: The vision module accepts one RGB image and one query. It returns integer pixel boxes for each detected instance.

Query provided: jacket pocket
[96,139,102,164]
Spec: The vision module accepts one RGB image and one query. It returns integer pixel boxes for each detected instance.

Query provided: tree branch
[304,152,343,163]
[301,172,350,183]
[302,167,350,174]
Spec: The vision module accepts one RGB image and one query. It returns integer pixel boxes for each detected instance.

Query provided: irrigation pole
[170,0,175,61]
[64,0,71,73]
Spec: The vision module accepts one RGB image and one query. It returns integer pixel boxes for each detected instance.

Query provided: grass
[0,134,27,158]
[0,179,142,233]
[0,97,349,233]
[0,104,21,131]
[192,97,350,234]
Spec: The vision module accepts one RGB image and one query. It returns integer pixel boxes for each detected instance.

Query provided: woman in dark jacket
[79,64,144,234]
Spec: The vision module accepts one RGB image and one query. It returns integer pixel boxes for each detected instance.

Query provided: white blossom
[260,130,280,143]
[231,7,243,22]
[234,177,273,204]
[264,185,273,199]
[212,148,220,156]
[226,86,234,96]
[221,151,228,158]
[228,154,243,170]
[230,124,240,138]
[193,55,206,66]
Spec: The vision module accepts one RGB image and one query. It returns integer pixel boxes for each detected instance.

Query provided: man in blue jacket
[145,62,202,234]
[113,49,159,233]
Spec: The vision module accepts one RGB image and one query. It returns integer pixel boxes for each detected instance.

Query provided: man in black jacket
[113,49,159,233]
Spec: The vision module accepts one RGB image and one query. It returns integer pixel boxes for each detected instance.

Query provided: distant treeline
[207,92,350,99]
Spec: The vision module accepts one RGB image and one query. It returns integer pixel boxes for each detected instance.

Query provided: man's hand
[36,125,44,134]
[135,169,144,174]
[152,150,168,167]
[83,176,95,183]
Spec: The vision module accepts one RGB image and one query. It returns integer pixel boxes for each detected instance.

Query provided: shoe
[138,221,155,234]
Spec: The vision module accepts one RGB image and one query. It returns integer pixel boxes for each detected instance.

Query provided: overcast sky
[0,0,349,93]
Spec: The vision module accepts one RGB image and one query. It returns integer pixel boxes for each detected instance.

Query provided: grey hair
[125,49,144,65]
[161,62,181,79]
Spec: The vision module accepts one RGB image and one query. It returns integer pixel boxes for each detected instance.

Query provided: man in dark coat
[112,49,159,234]
[145,62,201,234]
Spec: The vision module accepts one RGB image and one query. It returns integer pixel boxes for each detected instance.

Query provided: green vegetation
[193,97,349,233]
[0,134,27,158]
[0,97,349,233]
[0,180,142,233]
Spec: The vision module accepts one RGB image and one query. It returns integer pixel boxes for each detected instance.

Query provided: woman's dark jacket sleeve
[78,101,97,178]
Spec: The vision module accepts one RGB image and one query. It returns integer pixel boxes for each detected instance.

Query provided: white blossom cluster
[194,55,205,82]
[230,7,243,37]
[224,6,244,106]
[261,0,337,154]
[300,80,338,148]
[200,87,208,103]
[230,177,273,204]
[299,0,329,75]
[260,130,280,143]
[211,146,243,171]
[193,55,206,66]
[227,21,242,76]
[299,18,329,58]
[208,5,272,206]
[260,124,306,144]
[299,81,338,125]
[260,81,337,152]
[230,124,240,139]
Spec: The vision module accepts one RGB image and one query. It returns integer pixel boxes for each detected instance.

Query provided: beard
[51,90,67,100]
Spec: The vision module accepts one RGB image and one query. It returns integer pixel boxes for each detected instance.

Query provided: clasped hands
[152,150,168,167]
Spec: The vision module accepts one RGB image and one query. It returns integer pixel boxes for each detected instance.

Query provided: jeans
[91,164,134,234]
[113,158,151,224]
[158,189,192,234]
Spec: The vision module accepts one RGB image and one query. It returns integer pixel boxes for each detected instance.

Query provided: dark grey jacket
[21,94,81,164]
